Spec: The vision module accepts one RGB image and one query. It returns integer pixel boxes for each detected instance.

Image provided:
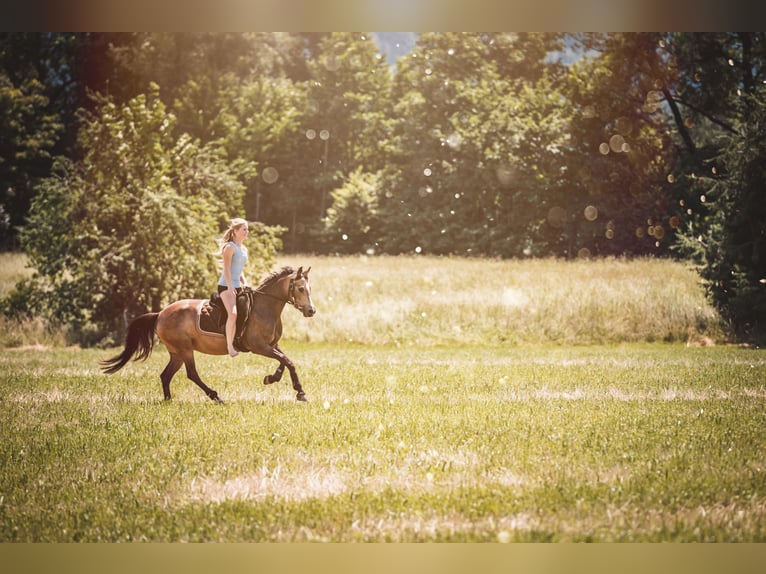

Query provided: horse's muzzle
[302,306,316,318]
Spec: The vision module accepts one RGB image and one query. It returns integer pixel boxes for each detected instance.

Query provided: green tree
[0,74,63,248]
[669,33,766,342]
[14,85,281,344]
[557,33,680,258]
[321,168,384,253]
[212,74,307,229]
[275,32,391,250]
[377,32,567,256]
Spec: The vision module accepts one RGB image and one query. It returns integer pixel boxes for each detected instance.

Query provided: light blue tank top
[218,242,248,288]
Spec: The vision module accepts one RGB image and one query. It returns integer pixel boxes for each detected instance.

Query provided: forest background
[1,32,764,344]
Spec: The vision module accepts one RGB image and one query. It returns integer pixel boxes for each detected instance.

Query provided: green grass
[1,342,764,541]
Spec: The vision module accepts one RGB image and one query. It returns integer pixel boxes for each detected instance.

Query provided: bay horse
[101,266,315,403]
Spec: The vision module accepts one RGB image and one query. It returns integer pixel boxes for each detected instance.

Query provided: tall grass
[279,255,725,346]
[0,253,68,348]
[0,253,725,348]
[0,252,34,299]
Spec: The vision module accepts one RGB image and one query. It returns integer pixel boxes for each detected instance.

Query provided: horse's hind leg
[160,354,183,400]
[183,353,223,404]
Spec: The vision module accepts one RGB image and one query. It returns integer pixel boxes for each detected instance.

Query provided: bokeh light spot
[262,167,279,184]
[446,132,463,150]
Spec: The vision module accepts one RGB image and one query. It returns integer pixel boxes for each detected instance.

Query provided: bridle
[251,276,302,310]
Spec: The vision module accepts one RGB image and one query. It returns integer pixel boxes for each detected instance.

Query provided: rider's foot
[228,349,239,358]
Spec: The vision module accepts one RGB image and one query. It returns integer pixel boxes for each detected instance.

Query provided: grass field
[1,343,764,542]
[1,254,764,542]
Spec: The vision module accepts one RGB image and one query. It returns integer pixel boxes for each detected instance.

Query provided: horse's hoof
[296,392,307,402]
[263,375,274,385]
[211,395,224,404]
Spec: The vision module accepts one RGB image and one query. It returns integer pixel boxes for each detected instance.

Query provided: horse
[100,266,315,403]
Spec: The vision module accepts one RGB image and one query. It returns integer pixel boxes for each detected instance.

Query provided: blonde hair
[220,218,248,253]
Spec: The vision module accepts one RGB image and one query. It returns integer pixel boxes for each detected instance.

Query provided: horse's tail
[100,312,160,375]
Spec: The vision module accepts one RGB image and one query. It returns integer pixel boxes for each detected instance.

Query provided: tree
[212,74,307,230]
[248,32,394,252]
[0,74,63,248]
[669,33,766,342]
[14,85,281,344]
[377,32,568,256]
[321,168,384,253]
[557,33,681,258]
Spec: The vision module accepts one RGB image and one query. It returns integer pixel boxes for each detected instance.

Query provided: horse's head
[290,266,316,318]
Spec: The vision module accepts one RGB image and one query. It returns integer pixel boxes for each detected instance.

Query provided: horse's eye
[299,287,305,292]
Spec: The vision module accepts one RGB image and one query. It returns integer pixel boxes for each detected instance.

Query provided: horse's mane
[256,266,295,291]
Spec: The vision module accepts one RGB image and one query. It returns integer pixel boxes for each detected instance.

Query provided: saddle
[198,289,252,352]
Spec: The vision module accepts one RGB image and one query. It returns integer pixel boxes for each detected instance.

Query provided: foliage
[669,33,766,342]
[275,32,393,252]
[559,33,678,257]
[320,168,383,253]
[0,73,63,248]
[13,86,281,344]
[376,33,568,257]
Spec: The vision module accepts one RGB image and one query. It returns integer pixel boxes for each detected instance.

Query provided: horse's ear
[296,266,303,279]
[305,266,311,276]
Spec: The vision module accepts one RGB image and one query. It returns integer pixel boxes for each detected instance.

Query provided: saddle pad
[198,296,227,336]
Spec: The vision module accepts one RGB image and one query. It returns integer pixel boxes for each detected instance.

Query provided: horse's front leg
[262,345,307,402]
[263,362,285,386]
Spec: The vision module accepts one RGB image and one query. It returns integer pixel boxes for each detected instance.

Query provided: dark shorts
[217,285,244,295]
